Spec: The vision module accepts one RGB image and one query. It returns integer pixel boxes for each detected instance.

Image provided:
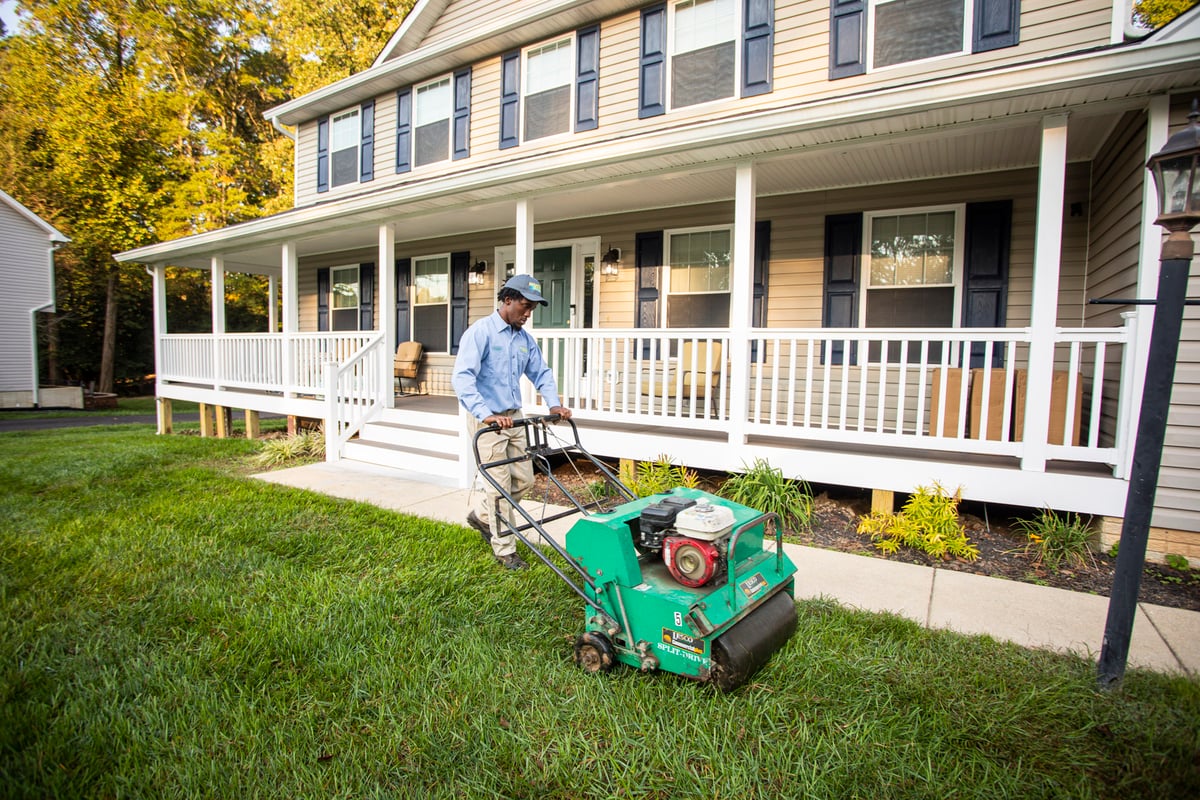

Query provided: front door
[533,246,573,329]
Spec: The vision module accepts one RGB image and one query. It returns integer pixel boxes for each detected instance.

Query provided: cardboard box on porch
[1012,369,1083,446]
[928,367,967,437]
[968,368,1010,441]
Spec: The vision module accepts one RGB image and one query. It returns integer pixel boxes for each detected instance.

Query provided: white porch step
[341,438,459,478]
[359,419,457,452]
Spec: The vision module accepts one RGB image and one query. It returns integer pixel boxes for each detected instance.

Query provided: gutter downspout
[271,116,296,142]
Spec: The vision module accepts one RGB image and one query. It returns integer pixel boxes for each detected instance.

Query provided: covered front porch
[133,91,1177,521]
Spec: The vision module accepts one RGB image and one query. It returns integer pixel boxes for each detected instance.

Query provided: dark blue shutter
[972,0,1020,53]
[963,200,1011,367]
[639,4,666,118]
[823,213,861,364]
[829,0,866,80]
[359,100,374,182]
[317,267,330,331]
[316,116,330,193]
[742,0,774,97]
[359,262,375,331]
[395,88,412,174]
[395,258,411,344]
[499,51,520,149]
[575,24,600,132]
[751,220,771,361]
[453,68,471,160]
[635,231,663,358]
[450,251,470,354]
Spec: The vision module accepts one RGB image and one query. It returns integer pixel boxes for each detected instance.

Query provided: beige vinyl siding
[421,0,504,49]
[292,0,1118,209]
[1157,97,1200,533]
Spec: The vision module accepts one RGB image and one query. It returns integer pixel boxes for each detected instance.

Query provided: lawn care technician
[451,274,572,571]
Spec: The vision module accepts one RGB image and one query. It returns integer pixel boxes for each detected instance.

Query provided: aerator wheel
[573,631,616,674]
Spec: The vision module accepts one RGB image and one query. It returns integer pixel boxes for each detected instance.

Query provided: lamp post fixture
[1097,100,1200,688]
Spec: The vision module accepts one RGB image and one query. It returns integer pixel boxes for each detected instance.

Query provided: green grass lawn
[1,427,1197,799]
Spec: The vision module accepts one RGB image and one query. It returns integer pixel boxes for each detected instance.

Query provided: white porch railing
[324,334,388,461]
[535,320,1134,474]
[160,332,377,394]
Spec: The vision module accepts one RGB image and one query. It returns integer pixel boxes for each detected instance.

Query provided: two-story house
[116,0,1200,558]
[1,189,69,408]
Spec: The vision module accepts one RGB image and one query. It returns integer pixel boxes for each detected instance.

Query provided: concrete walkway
[254,460,1199,677]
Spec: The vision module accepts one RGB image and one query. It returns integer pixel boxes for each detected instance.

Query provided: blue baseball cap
[503,274,548,306]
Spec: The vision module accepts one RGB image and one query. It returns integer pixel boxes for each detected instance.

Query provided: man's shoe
[466,511,491,544]
[496,553,528,571]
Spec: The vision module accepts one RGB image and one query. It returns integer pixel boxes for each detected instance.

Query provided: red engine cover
[663,536,721,587]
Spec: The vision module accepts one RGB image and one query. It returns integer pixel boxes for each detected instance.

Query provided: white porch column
[281,241,299,397]
[1119,95,1172,477]
[1021,113,1069,472]
[379,222,397,408]
[210,256,225,389]
[515,199,534,276]
[150,263,167,390]
[728,161,757,446]
[268,275,278,332]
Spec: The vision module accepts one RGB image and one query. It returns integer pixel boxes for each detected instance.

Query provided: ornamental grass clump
[251,428,325,467]
[620,454,700,497]
[858,483,979,561]
[719,458,813,533]
[1014,508,1096,571]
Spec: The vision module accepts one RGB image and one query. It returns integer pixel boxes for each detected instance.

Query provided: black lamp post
[1097,101,1200,688]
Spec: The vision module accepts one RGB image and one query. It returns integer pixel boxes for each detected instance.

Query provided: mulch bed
[530,457,1200,613]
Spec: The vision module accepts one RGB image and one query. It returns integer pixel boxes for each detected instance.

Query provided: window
[330,266,360,331]
[666,227,731,327]
[829,0,1019,79]
[330,109,360,188]
[871,0,968,69]
[524,38,573,141]
[863,207,963,359]
[671,0,737,108]
[412,255,450,352]
[414,77,452,167]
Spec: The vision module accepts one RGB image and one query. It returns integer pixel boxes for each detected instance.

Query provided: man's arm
[451,327,493,422]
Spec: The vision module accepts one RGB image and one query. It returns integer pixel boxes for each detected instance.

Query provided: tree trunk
[99,268,118,393]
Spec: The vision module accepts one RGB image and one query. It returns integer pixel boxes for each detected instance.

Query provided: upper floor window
[317,101,374,192]
[671,0,737,108]
[330,109,360,188]
[872,0,967,69]
[829,0,1019,80]
[524,38,573,140]
[414,77,452,167]
[397,70,471,174]
[500,26,600,149]
[640,0,773,118]
[665,226,731,327]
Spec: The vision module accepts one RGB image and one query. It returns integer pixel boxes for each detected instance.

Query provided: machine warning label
[740,573,768,599]
[661,628,705,655]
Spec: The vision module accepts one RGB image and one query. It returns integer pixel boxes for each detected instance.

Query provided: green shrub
[620,455,699,498]
[857,483,979,561]
[1165,553,1190,571]
[718,458,813,532]
[252,429,326,468]
[1014,509,1095,571]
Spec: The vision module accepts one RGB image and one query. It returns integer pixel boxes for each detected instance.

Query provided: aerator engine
[639,497,735,588]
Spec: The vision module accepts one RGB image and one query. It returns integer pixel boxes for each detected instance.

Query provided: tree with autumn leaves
[0,0,412,392]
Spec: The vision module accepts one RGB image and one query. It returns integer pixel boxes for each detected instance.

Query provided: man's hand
[483,414,513,429]
[548,406,572,421]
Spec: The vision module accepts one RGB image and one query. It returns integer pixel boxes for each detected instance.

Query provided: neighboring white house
[0,189,69,408]
[116,1,1200,559]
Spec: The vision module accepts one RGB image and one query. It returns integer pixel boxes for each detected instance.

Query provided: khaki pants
[468,411,534,558]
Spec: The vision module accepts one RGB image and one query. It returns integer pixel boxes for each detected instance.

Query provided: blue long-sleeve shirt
[452,311,562,421]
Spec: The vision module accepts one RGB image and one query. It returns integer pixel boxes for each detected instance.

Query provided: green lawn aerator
[472,415,798,692]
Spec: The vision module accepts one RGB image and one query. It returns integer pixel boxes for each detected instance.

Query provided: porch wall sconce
[600,247,622,281]
[1098,98,1200,689]
[505,262,516,279]
[468,260,488,286]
